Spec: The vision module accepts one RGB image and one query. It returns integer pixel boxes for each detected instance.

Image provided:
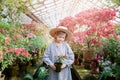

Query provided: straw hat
[49,26,72,41]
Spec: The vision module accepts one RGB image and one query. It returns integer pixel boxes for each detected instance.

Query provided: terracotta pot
[4,65,19,77]
[54,62,62,72]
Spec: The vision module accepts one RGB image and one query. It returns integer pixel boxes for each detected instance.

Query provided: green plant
[111,0,120,6]
[0,50,16,78]
[56,55,68,63]
[29,36,46,52]
[112,65,120,80]
[70,42,83,56]
[103,38,120,60]
[116,26,120,35]
[0,0,30,23]
[0,21,10,30]
[98,70,115,80]
[54,55,68,72]
[99,38,120,80]
[98,55,120,80]
[115,55,120,65]
[24,66,48,80]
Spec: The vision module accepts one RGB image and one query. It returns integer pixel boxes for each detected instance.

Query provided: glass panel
[25,0,119,27]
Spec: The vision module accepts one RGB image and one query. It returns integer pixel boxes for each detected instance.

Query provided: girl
[42,26,74,80]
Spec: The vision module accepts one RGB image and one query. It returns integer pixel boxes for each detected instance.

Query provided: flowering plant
[56,55,68,63]
[0,22,32,72]
[58,8,118,55]
[54,54,69,72]
[6,47,32,62]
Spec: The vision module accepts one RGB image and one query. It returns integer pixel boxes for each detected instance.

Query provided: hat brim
[50,28,72,41]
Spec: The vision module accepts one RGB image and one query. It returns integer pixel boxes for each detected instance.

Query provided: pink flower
[117,35,120,40]
[0,51,3,59]
[0,28,5,33]
[13,34,22,40]
[6,48,14,53]
[20,48,25,52]
[4,36,11,46]
[27,33,36,38]
[21,49,31,57]
[91,39,97,44]
[14,48,21,56]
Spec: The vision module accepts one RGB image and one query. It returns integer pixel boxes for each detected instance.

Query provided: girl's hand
[61,64,66,69]
[49,64,56,70]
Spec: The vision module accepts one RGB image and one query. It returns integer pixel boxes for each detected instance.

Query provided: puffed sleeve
[42,44,54,65]
[63,43,74,67]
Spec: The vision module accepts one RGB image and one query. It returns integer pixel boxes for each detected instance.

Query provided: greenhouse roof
[25,0,118,28]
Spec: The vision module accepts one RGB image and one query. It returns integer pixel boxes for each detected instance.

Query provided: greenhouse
[0,0,120,80]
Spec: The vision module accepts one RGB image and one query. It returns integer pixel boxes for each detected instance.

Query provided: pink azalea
[27,33,36,38]
[58,7,118,51]
[21,49,31,57]
[91,39,97,44]
[95,57,101,61]
[0,51,3,59]
[13,34,22,40]
[4,36,11,46]
[6,48,14,53]
[20,48,25,52]
[14,48,21,56]
[21,51,27,57]
[58,16,78,33]
[117,35,120,40]
[0,28,5,33]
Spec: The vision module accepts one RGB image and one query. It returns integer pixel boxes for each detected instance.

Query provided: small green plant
[56,55,68,63]
[24,66,48,80]
[29,36,46,53]
[98,70,114,80]
[54,55,68,72]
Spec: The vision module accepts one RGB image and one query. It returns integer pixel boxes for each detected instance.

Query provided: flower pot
[5,65,19,77]
[54,62,62,72]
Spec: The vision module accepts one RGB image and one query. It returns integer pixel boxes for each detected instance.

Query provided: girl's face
[55,34,66,43]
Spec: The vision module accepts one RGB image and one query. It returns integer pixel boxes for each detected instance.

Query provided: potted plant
[0,49,16,79]
[99,37,120,80]
[0,51,5,80]
[54,55,68,72]
[27,35,46,66]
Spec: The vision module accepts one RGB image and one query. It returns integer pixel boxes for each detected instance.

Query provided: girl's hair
[55,31,66,35]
